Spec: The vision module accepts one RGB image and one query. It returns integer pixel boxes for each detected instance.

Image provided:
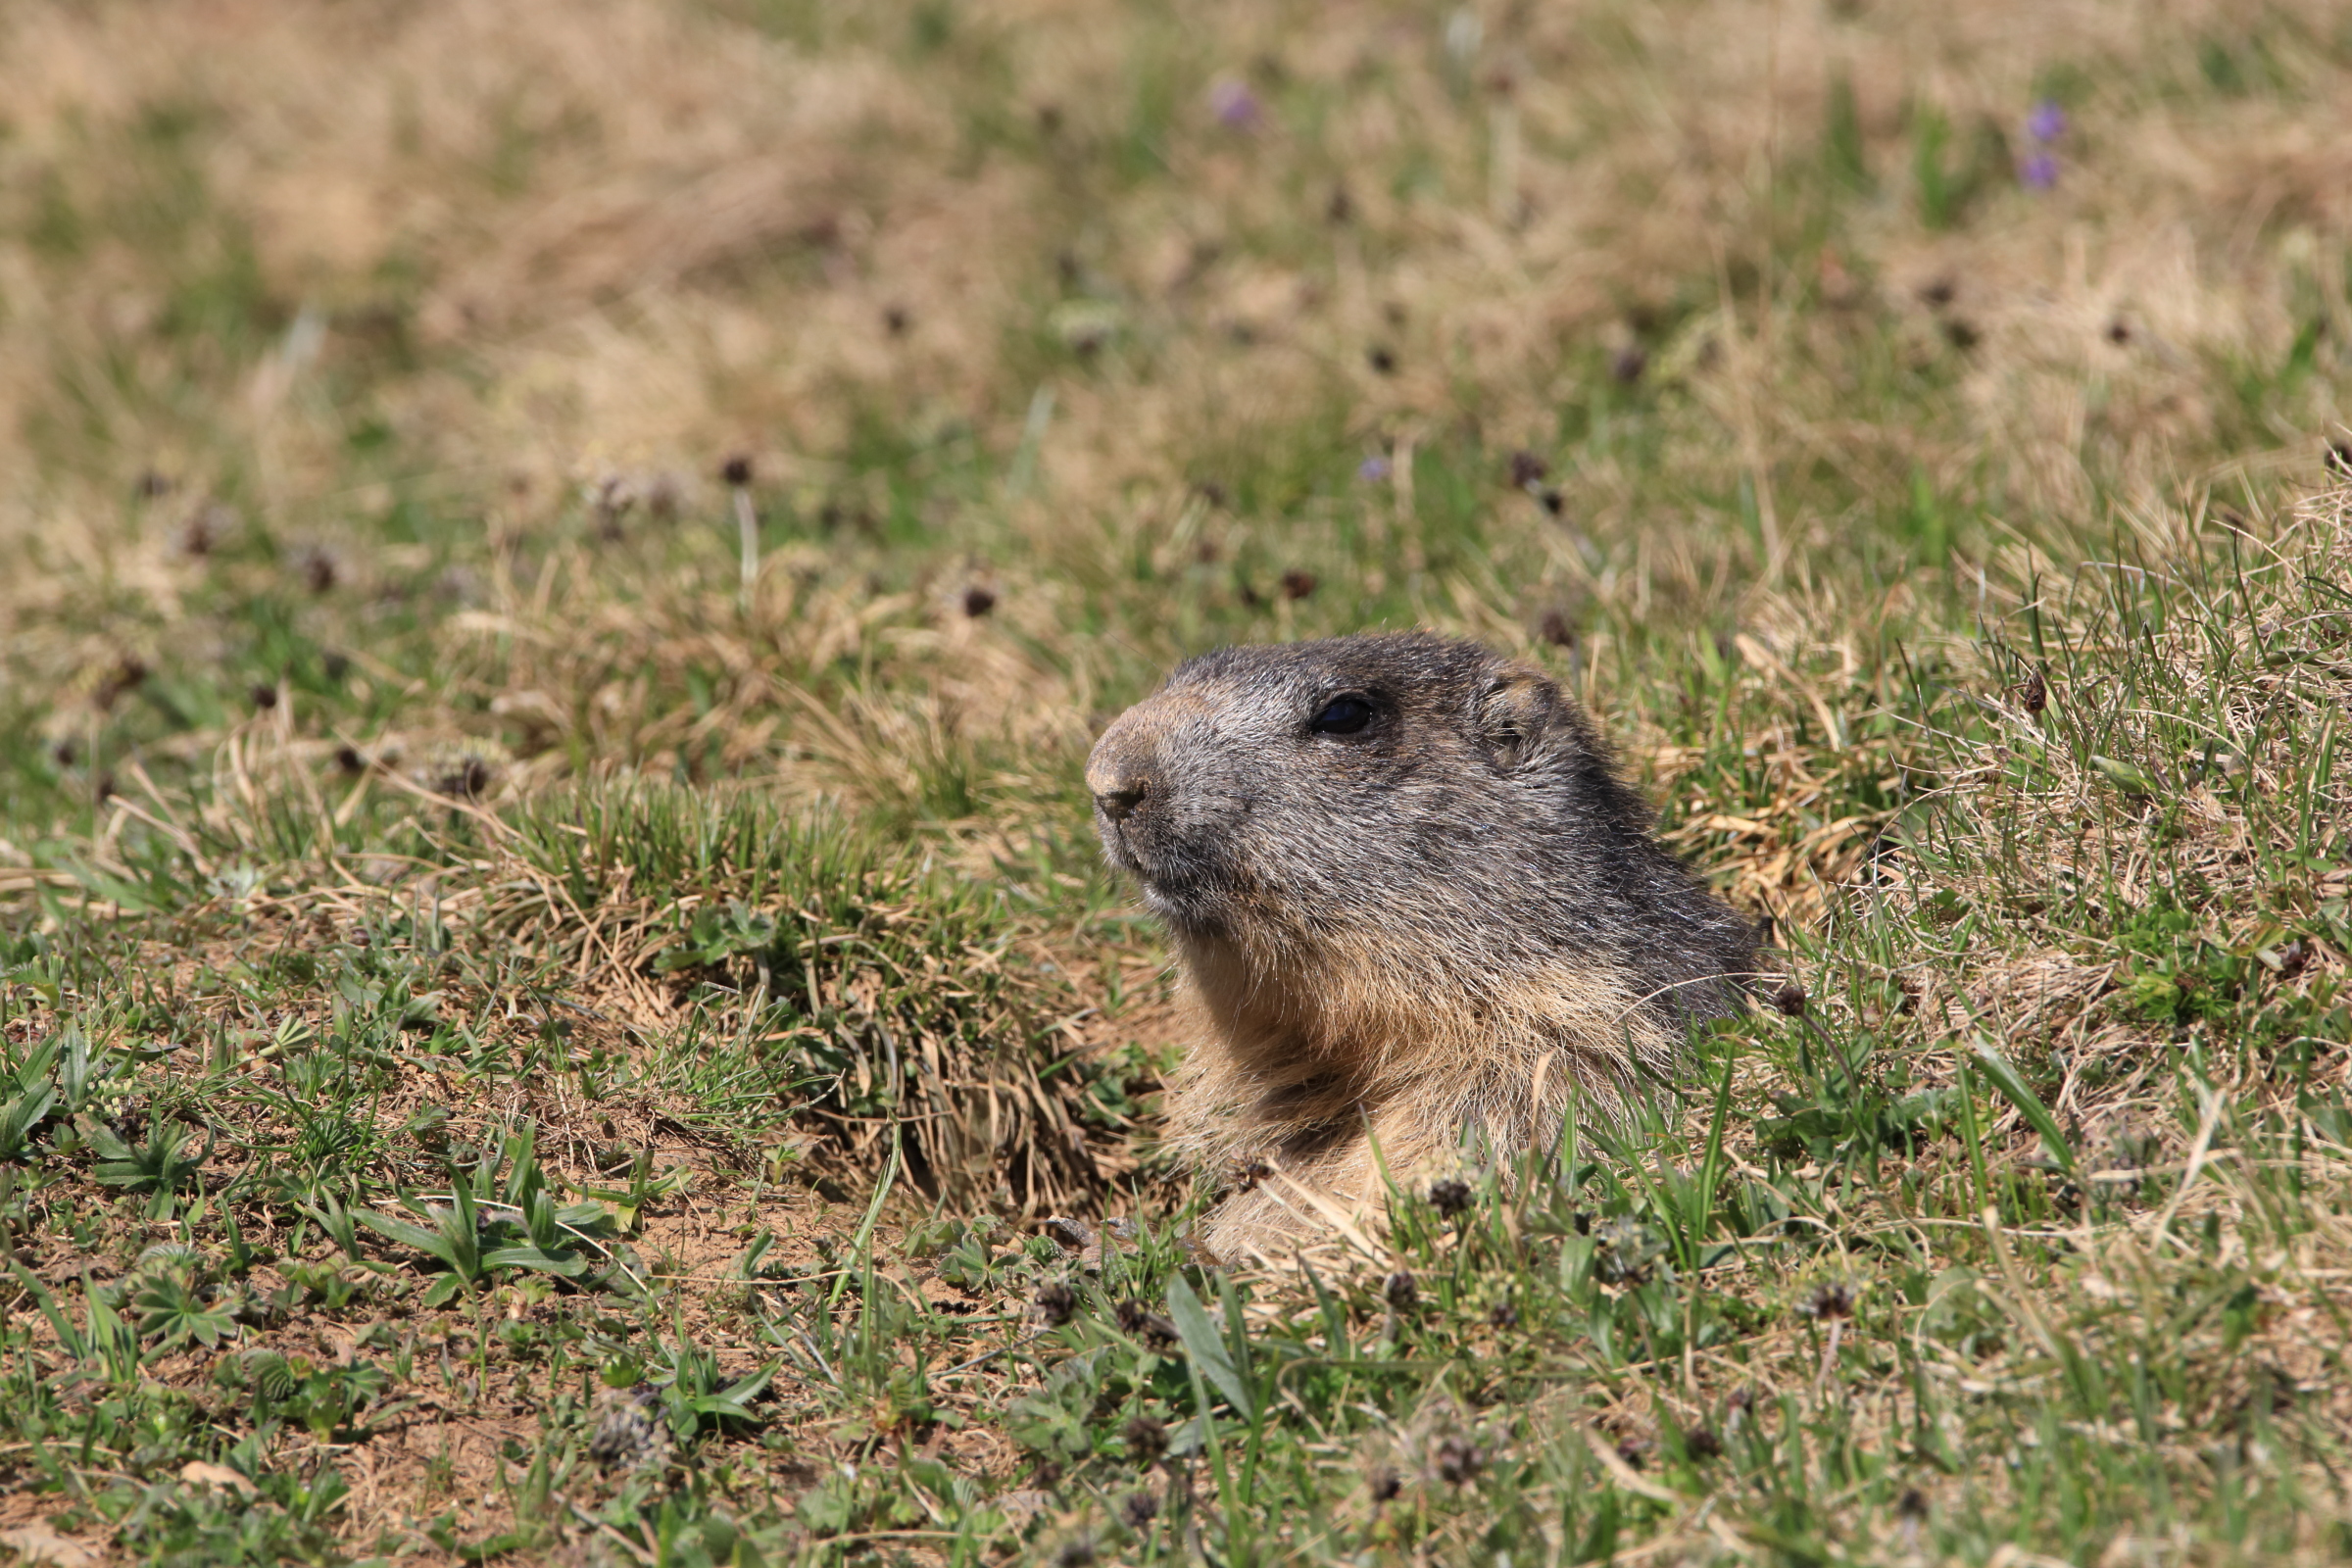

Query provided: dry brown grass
[6,0,2347,573]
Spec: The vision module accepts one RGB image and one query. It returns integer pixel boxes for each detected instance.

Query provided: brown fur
[1087,633,1754,1256]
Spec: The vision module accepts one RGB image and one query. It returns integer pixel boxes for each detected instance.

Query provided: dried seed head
[1774,981,1808,1017]
[1116,1299,1178,1348]
[250,683,278,711]
[643,472,682,520]
[1122,1413,1167,1465]
[1428,1179,1473,1217]
[721,454,755,487]
[1539,487,1566,516]
[1036,1282,1078,1328]
[1383,1270,1418,1311]
[1508,450,1549,488]
[1278,569,1317,601]
[296,546,338,595]
[590,473,637,535]
[435,757,494,801]
[1800,1282,1856,1322]
[1685,1424,1723,1459]
[179,502,234,557]
[962,584,998,617]
[95,656,148,710]
[1434,1434,1486,1485]
[1120,1490,1160,1530]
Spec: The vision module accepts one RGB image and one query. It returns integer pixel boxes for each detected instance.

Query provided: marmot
[1087,632,1755,1254]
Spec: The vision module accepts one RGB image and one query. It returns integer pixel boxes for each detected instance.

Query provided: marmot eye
[1309,696,1374,736]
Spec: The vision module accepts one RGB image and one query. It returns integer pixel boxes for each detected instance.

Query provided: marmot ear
[1474,665,1560,771]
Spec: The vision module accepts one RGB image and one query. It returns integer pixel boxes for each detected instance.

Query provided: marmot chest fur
[1087,632,1754,1254]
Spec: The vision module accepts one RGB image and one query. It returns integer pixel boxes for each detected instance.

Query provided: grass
[2,0,2351,1562]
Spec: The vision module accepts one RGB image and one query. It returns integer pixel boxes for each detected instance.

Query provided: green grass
[3,0,2352,1562]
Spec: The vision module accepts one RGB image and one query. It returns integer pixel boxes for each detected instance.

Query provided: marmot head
[1086,632,1654,951]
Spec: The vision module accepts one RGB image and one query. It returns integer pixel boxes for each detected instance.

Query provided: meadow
[2,0,2351,1562]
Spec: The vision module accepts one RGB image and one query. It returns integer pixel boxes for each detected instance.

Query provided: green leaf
[240,1348,300,1401]
[299,1196,365,1261]
[8,1256,85,1359]
[0,1079,56,1159]
[523,1187,560,1252]
[715,1363,776,1407]
[445,1179,484,1279]
[85,1114,210,1194]
[1972,1044,2078,1178]
[2088,755,2157,796]
[58,1021,91,1110]
[1166,1275,1252,1418]
[479,1244,587,1277]
[82,1277,142,1380]
[356,1207,465,1271]
[78,1115,134,1164]
[555,1200,618,1233]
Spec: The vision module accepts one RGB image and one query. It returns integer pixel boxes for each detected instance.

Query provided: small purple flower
[1357,455,1392,482]
[2020,153,2058,191]
[1209,78,1261,130]
[2027,100,2067,144]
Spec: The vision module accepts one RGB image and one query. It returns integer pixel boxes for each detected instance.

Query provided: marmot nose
[1094,783,1147,824]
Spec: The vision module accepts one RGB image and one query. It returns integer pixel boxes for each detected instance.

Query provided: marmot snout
[1089,632,1755,1254]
